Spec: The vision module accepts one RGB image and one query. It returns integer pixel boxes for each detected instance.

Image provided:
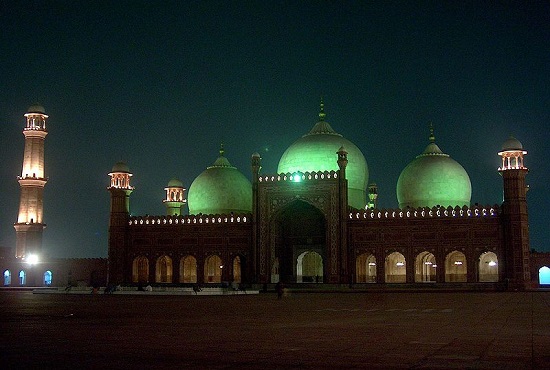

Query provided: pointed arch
[155,255,173,283]
[356,253,376,283]
[385,252,406,283]
[205,255,222,283]
[19,270,26,285]
[297,251,323,283]
[539,266,550,285]
[478,252,499,282]
[415,251,436,282]
[43,270,52,286]
[3,270,11,286]
[132,256,149,283]
[271,258,280,283]
[445,251,467,282]
[233,256,242,283]
[180,255,197,283]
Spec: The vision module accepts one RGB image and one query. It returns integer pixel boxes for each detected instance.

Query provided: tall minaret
[14,104,48,259]
[498,136,530,290]
[108,162,134,284]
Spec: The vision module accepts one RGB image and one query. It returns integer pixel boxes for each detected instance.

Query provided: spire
[319,97,326,121]
[429,122,435,143]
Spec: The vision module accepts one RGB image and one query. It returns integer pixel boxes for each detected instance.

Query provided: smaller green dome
[501,135,523,151]
[397,129,471,209]
[188,146,252,215]
[27,104,46,114]
[111,161,130,173]
[167,178,184,188]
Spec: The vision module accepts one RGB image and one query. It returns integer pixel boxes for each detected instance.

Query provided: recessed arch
[43,270,52,286]
[478,251,499,282]
[356,253,376,283]
[155,255,173,283]
[19,270,26,285]
[296,251,323,283]
[271,258,280,283]
[445,251,467,282]
[385,252,406,283]
[233,256,242,283]
[3,270,11,286]
[415,251,436,282]
[132,256,149,283]
[539,266,550,285]
[180,255,197,283]
[205,255,223,283]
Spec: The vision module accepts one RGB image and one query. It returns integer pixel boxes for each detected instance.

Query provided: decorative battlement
[258,170,338,183]
[350,204,500,220]
[129,213,251,226]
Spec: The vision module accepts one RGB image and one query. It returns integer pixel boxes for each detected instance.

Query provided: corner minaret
[108,161,134,284]
[14,104,48,259]
[498,136,530,289]
[163,178,186,216]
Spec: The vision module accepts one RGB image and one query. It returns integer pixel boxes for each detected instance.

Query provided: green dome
[111,161,130,173]
[277,103,369,209]
[188,147,252,215]
[27,104,46,114]
[167,178,184,188]
[397,135,471,209]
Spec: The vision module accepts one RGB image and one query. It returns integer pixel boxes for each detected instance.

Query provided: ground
[2,291,550,369]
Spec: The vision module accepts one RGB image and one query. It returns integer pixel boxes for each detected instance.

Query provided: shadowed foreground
[1,291,549,369]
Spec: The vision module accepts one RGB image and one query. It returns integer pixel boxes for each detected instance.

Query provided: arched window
[132,256,149,283]
[3,270,11,286]
[233,256,242,283]
[415,251,436,282]
[296,251,323,283]
[539,266,550,285]
[445,251,467,282]
[356,253,376,283]
[478,252,498,282]
[155,255,173,283]
[204,255,223,283]
[385,252,406,283]
[180,256,197,283]
[19,270,26,285]
[44,270,52,286]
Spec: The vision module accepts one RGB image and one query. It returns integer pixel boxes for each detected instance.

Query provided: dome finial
[219,142,225,157]
[319,96,326,121]
[429,122,435,143]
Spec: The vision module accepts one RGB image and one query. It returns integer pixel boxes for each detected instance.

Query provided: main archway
[272,200,326,283]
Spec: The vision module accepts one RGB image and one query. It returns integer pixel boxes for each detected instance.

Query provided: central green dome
[397,130,471,209]
[188,146,252,215]
[277,102,369,209]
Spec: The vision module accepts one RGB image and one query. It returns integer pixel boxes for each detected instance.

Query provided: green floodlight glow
[292,172,303,182]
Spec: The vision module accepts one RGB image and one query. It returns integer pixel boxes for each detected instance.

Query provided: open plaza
[2,290,549,369]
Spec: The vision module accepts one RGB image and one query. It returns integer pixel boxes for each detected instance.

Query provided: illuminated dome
[111,161,130,173]
[277,102,369,209]
[188,146,252,215]
[167,178,184,187]
[501,135,523,151]
[27,104,46,114]
[397,129,471,209]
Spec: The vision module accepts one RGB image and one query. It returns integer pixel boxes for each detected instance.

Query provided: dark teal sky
[1,1,549,257]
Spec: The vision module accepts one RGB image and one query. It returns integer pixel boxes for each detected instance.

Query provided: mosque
[3,103,550,289]
[107,101,549,290]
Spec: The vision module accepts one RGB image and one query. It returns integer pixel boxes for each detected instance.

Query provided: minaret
[498,136,530,290]
[14,104,48,259]
[163,178,186,216]
[108,161,134,284]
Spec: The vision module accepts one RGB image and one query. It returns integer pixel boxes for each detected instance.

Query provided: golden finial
[219,142,225,157]
[429,122,435,143]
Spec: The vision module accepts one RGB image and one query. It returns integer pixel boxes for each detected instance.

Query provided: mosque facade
[3,104,550,289]
[107,102,545,290]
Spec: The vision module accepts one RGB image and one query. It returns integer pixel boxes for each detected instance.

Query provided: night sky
[1,1,549,257]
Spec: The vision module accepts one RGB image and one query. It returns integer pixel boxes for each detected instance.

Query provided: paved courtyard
[1,291,550,369]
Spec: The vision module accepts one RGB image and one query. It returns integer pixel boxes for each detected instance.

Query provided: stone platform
[1,291,549,369]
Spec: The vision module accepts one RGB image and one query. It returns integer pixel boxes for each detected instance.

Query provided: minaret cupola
[163,178,186,216]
